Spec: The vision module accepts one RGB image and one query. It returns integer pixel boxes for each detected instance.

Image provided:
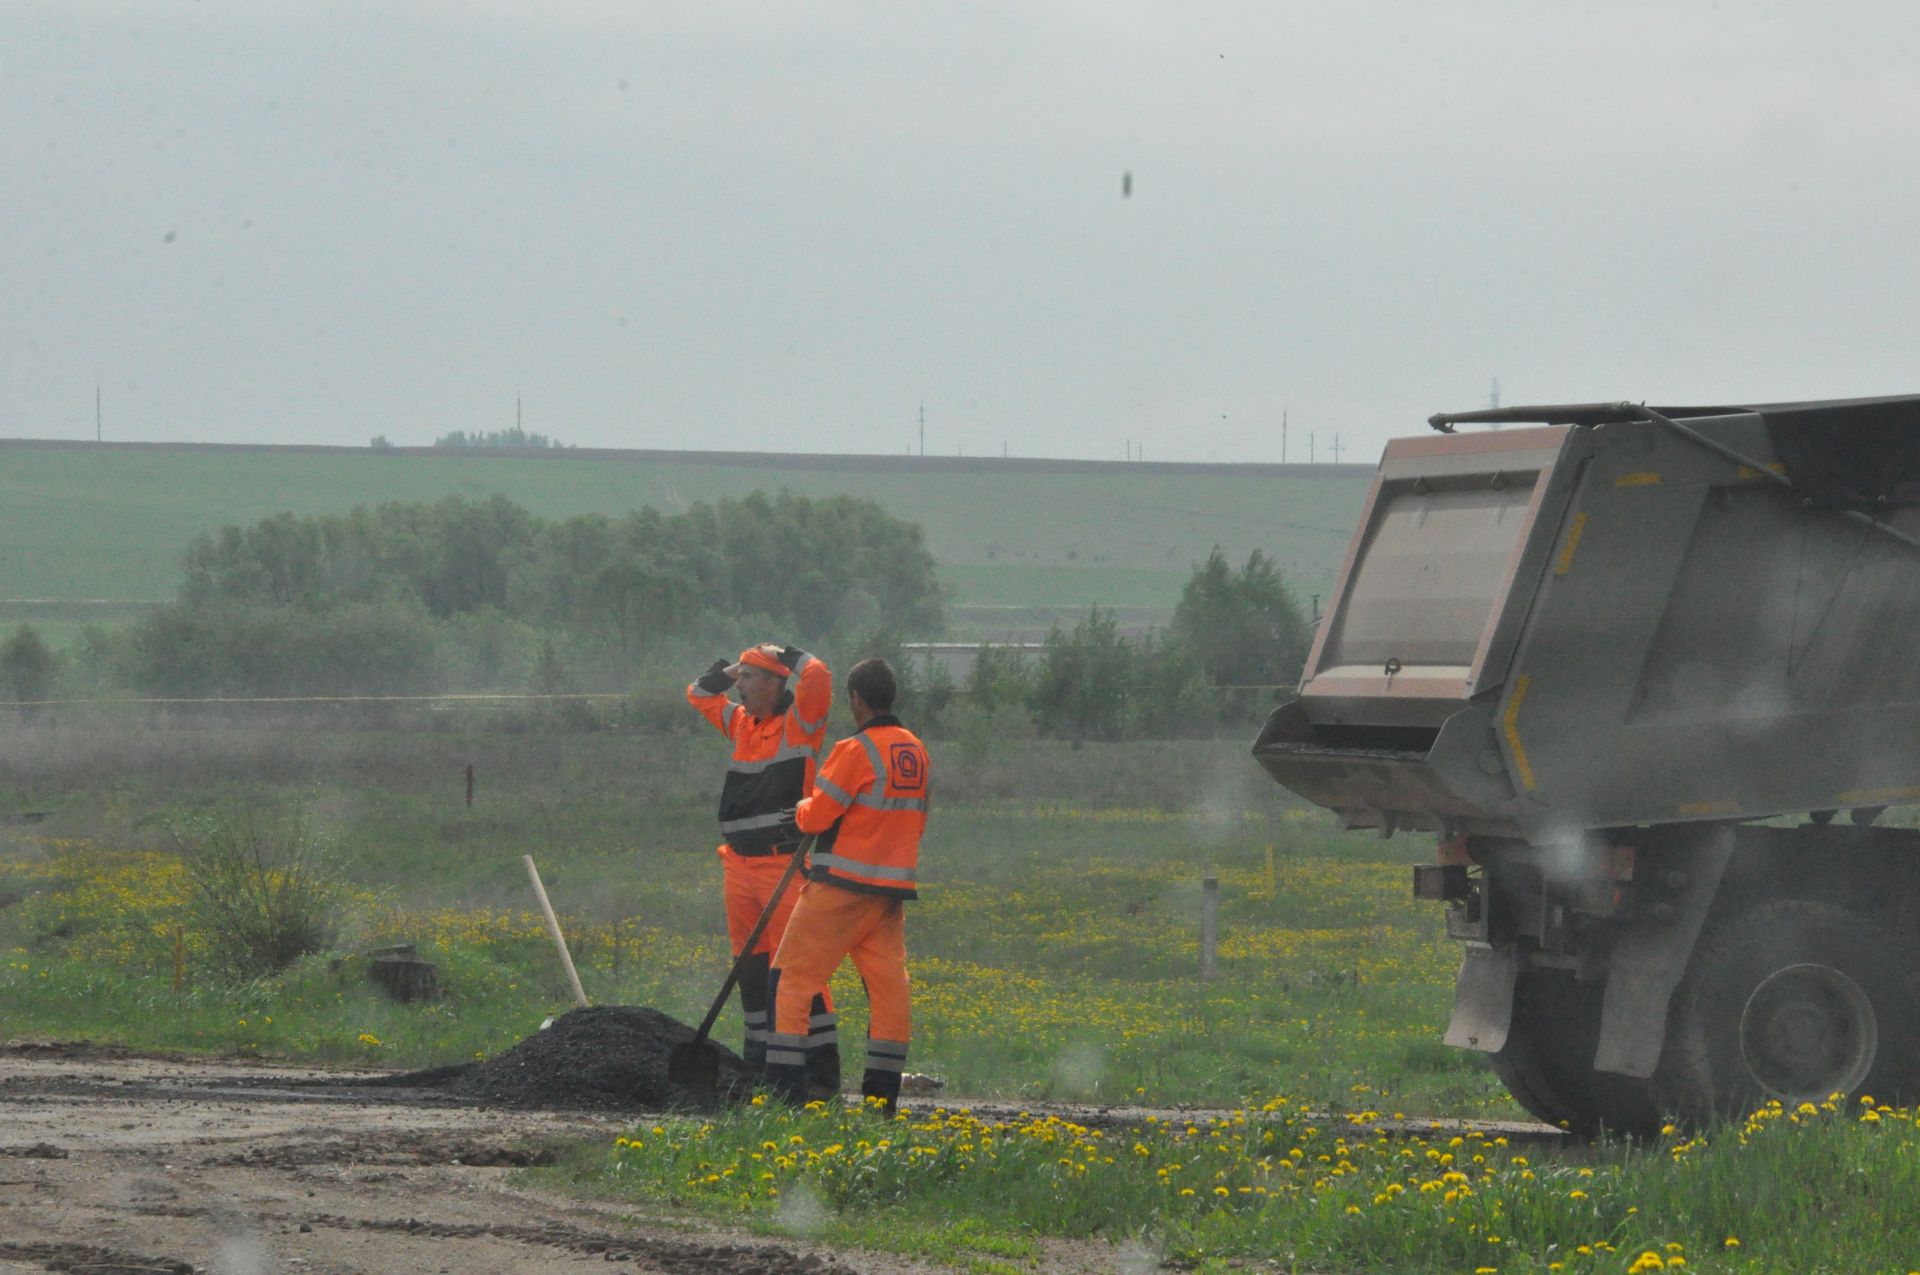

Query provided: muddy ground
[0,1042,1144,1275]
[0,1043,931,1275]
[0,1040,1560,1274]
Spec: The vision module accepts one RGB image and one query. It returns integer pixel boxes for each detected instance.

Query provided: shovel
[668,834,813,1099]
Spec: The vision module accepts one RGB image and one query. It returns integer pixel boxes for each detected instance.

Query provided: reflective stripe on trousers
[772,881,910,1045]
[865,1038,909,1074]
[766,1031,807,1068]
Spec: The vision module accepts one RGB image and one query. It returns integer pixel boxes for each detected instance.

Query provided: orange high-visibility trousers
[720,848,810,957]
[769,879,909,1099]
[720,848,836,1078]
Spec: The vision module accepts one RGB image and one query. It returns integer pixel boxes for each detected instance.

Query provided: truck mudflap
[1443,944,1519,1053]
[1438,827,1734,1076]
[1592,827,1733,1078]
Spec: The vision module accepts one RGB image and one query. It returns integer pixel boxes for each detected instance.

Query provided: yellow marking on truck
[1553,512,1590,576]
[1678,799,1740,816]
[1735,462,1788,480]
[1503,675,1537,791]
[1614,471,1662,488]
[1838,785,1920,804]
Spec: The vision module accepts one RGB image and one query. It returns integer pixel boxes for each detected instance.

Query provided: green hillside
[0,444,1370,621]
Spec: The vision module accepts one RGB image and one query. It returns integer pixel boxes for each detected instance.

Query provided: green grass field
[0,721,1476,1111]
[0,444,1368,613]
[5,719,1918,1271]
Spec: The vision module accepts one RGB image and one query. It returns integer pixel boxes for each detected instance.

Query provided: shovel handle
[524,855,590,1009]
[690,835,812,1047]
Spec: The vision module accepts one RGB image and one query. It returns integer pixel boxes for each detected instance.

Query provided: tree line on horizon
[3,494,1311,738]
[367,426,570,450]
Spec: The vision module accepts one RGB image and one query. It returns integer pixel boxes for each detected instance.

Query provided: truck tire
[1655,900,1920,1125]
[1489,969,1661,1138]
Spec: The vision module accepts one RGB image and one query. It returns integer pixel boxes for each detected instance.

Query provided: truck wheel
[1489,970,1661,1138]
[1656,901,1920,1125]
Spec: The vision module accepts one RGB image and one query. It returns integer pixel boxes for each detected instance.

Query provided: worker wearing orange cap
[687,642,839,1094]
[765,657,929,1115]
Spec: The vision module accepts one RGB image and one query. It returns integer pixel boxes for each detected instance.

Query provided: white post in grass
[1200,875,1220,981]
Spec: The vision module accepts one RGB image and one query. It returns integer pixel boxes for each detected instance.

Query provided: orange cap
[736,646,792,677]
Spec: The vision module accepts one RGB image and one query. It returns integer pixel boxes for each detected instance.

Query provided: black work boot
[861,1038,908,1116]
[860,1068,902,1117]
[804,995,841,1101]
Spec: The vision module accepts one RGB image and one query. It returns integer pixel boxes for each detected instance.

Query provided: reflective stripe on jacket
[687,648,831,855]
[795,715,929,899]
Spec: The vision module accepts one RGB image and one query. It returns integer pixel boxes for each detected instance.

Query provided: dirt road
[0,1042,1558,1274]
[0,1045,954,1275]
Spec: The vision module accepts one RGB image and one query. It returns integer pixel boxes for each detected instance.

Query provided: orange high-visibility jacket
[687,647,831,855]
[795,716,929,899]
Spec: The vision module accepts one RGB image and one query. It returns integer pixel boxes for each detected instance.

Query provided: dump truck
[1253,396,1920,1133]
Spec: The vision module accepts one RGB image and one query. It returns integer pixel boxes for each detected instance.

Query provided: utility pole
[1330,434,1345,464]
[1488,377,1502,429]
[1309,431,1316,464]
[95,386,102,443]
[918,403,925,457]
[1281,406,1288,463]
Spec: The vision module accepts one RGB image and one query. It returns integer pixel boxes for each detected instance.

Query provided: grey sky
[6,2,1920,463]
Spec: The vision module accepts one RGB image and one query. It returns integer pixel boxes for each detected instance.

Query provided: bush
[942,699,1037,765]
[0,625,56,703]
[130,597,438,697]
[1167,547,1310,721]
[170,805,344,981]
[1029,609,1138,740]
[966,643,1036,715]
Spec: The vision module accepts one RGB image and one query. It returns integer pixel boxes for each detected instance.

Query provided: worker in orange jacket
[687,642,839,1093]
[766,657,929,1114]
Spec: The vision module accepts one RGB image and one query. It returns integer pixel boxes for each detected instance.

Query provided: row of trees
[903,548,1312,740]
[430,427,565,450]
[5,504,1313,736]
[120,491,943,697]
[368,428,570,449]
[177,492,942,638]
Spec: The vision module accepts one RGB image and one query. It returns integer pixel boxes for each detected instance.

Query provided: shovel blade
[667,1039,721,1098]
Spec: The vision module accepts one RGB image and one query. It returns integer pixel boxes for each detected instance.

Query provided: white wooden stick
[524,854,590,1009]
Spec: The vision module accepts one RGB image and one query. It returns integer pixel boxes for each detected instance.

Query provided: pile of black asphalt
[365,1006,758,1113]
